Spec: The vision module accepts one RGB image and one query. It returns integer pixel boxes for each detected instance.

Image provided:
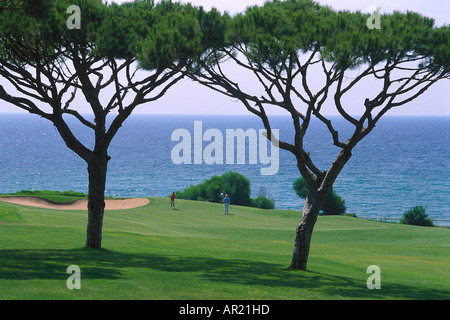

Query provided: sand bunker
[0,196,150,210]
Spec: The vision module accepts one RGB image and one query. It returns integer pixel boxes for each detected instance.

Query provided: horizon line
[1,112,449,117]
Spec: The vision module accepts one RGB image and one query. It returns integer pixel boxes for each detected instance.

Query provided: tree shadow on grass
[0,248,447,299]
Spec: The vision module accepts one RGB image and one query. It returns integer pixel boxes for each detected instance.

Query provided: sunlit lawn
[0,197,449,299]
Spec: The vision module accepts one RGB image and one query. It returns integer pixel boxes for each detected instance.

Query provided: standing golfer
[170,192,176,210]
[222,194,230,214]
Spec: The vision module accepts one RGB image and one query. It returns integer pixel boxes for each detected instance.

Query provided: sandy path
[0,196,150,210]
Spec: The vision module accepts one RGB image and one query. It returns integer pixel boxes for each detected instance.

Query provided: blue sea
[0,113,449,225]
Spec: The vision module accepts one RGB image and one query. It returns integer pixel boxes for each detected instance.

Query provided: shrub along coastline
[174,171,275,209]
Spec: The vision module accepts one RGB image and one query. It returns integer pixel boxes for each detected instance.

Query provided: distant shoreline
[0,112,449,118]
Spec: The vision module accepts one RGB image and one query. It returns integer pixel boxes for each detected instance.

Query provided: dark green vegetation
[175,171,275,209]
[0,197,449,299]
[293,178,346,215]
[400,206,435,227]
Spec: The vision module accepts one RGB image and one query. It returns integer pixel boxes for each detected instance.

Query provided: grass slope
[0,197,449,300]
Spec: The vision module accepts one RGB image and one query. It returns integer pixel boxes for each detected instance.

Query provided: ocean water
[0,113,449,225]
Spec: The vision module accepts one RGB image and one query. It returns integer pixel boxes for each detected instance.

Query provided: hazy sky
[1,0,448,116]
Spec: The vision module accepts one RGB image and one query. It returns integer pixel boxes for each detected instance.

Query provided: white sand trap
[0,196,150,210]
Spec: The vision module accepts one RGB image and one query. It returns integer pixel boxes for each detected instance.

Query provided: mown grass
[0,196,449,300]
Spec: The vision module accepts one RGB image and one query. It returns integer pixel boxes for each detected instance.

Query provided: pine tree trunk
[289,192,321,270]
[290,148,353,270]
[85,157,108,249]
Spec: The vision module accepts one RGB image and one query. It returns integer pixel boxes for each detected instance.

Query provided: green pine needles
[400,206,435,227]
